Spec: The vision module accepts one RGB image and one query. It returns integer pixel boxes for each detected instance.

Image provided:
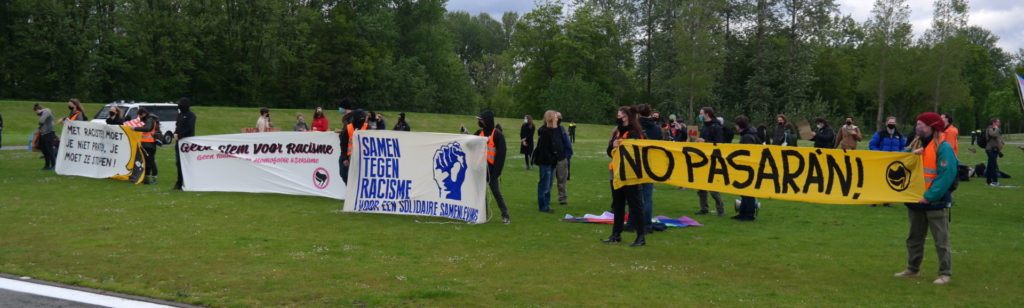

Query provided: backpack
[721,126,735,143]
[976,131,988,149]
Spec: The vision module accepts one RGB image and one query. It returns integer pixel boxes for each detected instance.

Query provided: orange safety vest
[69,111,81,121]
[140,117,157,143]
[943,125,959,157]
[346,122,369,156]
[608,131,645,170]
[922,135,947,190]
[478,129,497,165]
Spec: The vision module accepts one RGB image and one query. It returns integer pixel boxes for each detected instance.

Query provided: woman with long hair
[58,98,87,124]
[520,114,535,170]
[604,106,647,246]
[311,107,329,132]
[533,110,564,213]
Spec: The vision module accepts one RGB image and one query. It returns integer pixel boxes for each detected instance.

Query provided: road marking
[0,277,174,308]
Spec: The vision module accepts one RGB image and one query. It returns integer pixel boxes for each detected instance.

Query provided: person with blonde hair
[533,110,564,213]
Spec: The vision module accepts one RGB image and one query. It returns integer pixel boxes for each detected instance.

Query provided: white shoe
[893,270,919,277]
[933,275,951,284]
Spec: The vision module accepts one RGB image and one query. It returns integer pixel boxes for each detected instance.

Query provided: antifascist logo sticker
[886,161,911,192]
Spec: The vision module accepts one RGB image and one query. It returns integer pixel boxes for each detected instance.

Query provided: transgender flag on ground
[1016,74,1024,112]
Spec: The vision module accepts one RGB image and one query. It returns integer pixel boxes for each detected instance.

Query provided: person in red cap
[894,112,958,285]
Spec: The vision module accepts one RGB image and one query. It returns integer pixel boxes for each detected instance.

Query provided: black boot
[630,233,646,247]
[602,234,622,244]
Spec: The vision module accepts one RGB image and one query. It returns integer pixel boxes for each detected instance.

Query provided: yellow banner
[611,139,924,204]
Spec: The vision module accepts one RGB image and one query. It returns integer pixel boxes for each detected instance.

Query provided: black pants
[524,150,533,169]
[986,149,999,184]
[611,183,645,235]
[488,174,509,218]
[142,142,157,176]
[738,196,757,220]
[175,142,184,187]
[39,132,57,168]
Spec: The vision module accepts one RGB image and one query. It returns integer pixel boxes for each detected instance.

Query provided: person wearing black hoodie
[636,104,662,233]
[604,106,647,247]
[339,109,368,183]
[393,112,411,131]
[695,107,725,216]
[474,110,511,224]
[810,117,835,148]
[733,115,761,221]
[172,98,196,190]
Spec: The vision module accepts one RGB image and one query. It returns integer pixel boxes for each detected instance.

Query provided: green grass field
[1,99,1023,307]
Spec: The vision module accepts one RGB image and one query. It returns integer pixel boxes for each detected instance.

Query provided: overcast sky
[446,0,1023,52]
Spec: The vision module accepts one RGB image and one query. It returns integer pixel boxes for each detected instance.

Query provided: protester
[338,98,353,125]
[694,107,725,216]
[133,107,160,184]
[33,104,57,170]
[669,114,687,142]
[474,110,511,224]
[772,114,797,146]
[375,113,387,130]
[810,118,836,148]
[533,110,564,214]
[637,104,663,231]
[57,98,88,124]
[338,109,368,183]
[941,113,959,157]
[604,105,647,247]
[105,106,125,125]
[756,125,769,145]
[311,107,329,132]
[835,117,862,150]
[367,112,378,129]
[293,113,309,131]
[568,120,577,143]
[257,107,272,132]
[173,98,196,191]
[393,112,411,131]
[894,112,957,285]
[867,116,907,206]
[555,112,573,206]
[460,124,468,134]
[984,118,1004,186]
[520,115,535,170]
[733,115,761,221]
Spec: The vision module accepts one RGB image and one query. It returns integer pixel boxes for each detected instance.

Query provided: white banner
[343,130,489,223]
[55,121,146,183]
[179,132,345,199]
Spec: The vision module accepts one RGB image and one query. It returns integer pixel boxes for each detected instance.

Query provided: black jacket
[739,127,761,145]
[474,110,506,179]
[640,117,663,141]
[393,120,410,131]
[771,124,787,145]
[534,126,564,166]
[606,125,643,157]
[700,120,723,143]
[520,122,535,154]
[175,102,196,139]
[811,125,835,148]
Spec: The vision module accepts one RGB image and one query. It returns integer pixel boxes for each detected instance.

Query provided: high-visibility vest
[346,122,368,156]
[943,125,959,157]
[69,111,81,121]
[922,135,947,190]
[140,117,157,143]
[478,129,497,165]
[608,130,644,170]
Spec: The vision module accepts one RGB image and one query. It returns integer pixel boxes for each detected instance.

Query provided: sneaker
[694,210,709,215]
[502,216,511,224]
[990,182,1001,187]
[893,270,919,277]
[933,275,951,284]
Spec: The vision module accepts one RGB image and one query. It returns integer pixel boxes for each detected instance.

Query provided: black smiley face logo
[886,161,911,192]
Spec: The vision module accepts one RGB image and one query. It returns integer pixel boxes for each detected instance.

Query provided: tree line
[0,0,1021,131]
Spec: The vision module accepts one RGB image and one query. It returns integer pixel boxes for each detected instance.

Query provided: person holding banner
[637,104,663,232]
[534,110,564,214]
[894,112,958,285]
[732,115,762,221]
[132,107,160,185]
[694,107,725,216]
[173,97,196,191]
[868,116,906,207]
[311,107,329,132]
[604,106,647,247]
[105,106,125,125]
[57,98,88,124]
[34,104,58,170]
[475,110,511,224]
[339,109,368,183]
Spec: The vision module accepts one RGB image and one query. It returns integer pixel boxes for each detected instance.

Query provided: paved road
[0,288,104,308]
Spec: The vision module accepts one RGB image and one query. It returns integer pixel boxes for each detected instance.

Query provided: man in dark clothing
[133,108,160,184]
[568,121,576,143]
[555,113,573,206]
[339,109,368,183]
[810,117,836,148]
[985,118,1005,186]
[637,104,663,231]
[173,98,196,190]
[695,107,725,216]
[393,113,411,131]
[733,115,761,221]
[474,110,511,224]
[771,114,789,146]
[34,104,57,170]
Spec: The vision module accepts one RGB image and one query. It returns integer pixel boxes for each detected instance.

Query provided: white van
[92,101,178,145]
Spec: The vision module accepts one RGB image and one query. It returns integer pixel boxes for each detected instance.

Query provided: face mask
[616,117,625,126]
[887,124,896,130]
[698,115,705,122]
[915,126,929,138]
[478,121,485,128]
[69,106,75,111]
[816,124,824,129]
[109,111,116,116]
[846,121,853,125]
[338,107,345,115]
[524,119,528,123]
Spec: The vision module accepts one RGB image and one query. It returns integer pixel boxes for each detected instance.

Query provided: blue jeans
[641,183,654,224]
[986,149,999,184]
[537,164,555,211]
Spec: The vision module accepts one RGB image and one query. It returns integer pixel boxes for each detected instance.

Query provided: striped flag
[1017,74,1024,113]
[124,117,143,128]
